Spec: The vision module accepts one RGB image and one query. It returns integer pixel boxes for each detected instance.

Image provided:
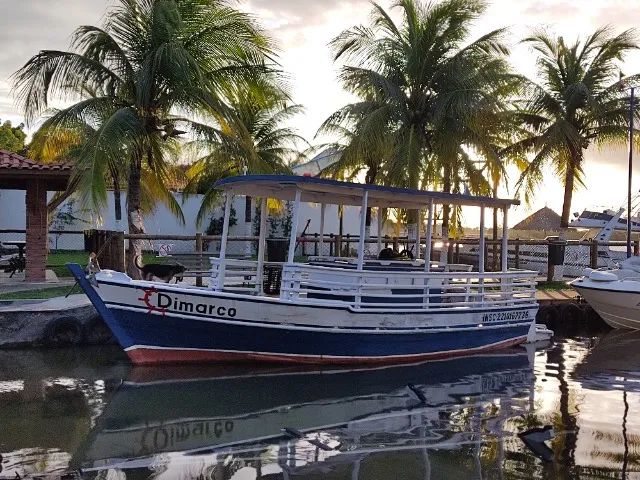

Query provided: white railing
[278,263,537,311]
[306,256,473,272]
[209,257,284,294]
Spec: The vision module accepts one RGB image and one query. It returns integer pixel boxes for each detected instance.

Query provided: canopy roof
[215,175,519,209]
[0,150,71,190]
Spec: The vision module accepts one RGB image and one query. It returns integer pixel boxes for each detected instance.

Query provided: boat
[570,256,640,329]
[73,350,535,473]
[68,175,539,365]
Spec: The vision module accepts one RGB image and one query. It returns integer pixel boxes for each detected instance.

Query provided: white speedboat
[571,257,640,329]
[69,175,539,365]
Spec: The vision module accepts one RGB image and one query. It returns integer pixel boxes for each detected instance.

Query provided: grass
[0,284,83,300]
[46,251,159,277]
[536,280,570,291]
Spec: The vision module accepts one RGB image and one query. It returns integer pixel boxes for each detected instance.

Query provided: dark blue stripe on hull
[110,309,530,358]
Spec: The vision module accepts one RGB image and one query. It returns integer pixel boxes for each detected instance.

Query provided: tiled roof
[0,150,72,172]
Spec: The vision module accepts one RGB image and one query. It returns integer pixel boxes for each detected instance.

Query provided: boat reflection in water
[572,329,640,474]
[75,348,536,479]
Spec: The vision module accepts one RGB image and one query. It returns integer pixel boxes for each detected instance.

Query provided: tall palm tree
[328,0,516,234]
[13,0,274,276]
[510,27,640,228]
[185,86,306,226]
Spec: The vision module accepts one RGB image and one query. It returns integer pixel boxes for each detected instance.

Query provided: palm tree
[511,27,640,228]
[328,0,516,234]
[185,86,306,226]
[13,0,274,276]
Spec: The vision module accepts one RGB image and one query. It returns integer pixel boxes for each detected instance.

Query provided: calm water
[1,332,639,479]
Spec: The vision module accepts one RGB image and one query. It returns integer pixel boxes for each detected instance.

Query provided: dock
[535,288,579,305]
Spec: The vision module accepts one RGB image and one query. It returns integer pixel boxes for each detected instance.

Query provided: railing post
[335,234,342,257]
[514,239,520,269]
[329,233,334,257]
[590,240,598,269]
[393,236,399,251]
[314,233,318,256]
[195,232,203,287]
[345,234,351,257]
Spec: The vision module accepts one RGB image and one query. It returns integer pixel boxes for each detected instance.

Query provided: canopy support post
[216,192,232,291]
[501,207,509,273]
[414,209,421,259]
[318,203,326,258]
[287,189,302,264]
[255,197,268,295]
[357,190,369,270]
[377,207,383,256]
[479,206,486,274]
[424,199,434,272]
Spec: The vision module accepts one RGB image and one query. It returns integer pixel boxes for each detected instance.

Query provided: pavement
[0,269,76,294]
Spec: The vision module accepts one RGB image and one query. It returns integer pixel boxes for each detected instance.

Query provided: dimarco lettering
[157,293,237,318]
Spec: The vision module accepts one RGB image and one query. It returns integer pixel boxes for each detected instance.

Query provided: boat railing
[209,257,284,293]
[279,263,537,311]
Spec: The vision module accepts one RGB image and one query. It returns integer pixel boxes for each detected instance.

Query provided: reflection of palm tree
[547,341,578,477]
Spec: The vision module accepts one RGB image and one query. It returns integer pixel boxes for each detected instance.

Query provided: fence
[3,228,636,281]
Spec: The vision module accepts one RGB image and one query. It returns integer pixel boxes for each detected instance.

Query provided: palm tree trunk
[126,154,144,278]
[561,160,576,230]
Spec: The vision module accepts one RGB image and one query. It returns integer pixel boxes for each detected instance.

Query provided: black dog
[135,255,186,283]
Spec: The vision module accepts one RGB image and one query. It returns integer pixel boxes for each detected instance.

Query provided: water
[1,332,639,479]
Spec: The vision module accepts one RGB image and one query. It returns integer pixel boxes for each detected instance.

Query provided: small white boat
[571,257,640,329]
[69,175,539,365]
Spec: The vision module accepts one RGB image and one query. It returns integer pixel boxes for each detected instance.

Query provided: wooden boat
[69,175,539,365]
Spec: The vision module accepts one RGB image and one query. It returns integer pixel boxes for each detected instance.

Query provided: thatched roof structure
[513,207,561,231]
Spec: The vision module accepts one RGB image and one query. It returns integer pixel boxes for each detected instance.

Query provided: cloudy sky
[1,0,640,224]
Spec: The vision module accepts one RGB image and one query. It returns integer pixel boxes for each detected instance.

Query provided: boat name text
[151,292,237,318]
[481,310,530,322]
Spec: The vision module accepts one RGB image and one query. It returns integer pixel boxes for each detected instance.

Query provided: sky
[1,0,640,225]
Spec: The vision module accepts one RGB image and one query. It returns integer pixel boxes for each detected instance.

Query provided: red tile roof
[0,149,72,172]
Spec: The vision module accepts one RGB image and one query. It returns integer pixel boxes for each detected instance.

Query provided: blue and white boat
[69,175,539,365]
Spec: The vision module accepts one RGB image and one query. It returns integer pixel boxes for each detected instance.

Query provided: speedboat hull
[68,264,537,365]
[572,280,640,329]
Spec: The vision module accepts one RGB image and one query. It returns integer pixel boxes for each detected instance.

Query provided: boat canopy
[215,175,519,209]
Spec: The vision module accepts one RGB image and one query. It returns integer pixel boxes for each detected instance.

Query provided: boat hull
[572,282,640,329]
[68,264,537,365]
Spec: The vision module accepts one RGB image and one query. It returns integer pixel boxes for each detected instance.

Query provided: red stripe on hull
[126,337,527,365]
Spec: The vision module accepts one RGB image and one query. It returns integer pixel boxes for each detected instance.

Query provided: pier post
[590,240,598,269]
[514,239,520,269]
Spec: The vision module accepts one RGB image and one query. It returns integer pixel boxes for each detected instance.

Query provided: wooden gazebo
[0,150,72,281]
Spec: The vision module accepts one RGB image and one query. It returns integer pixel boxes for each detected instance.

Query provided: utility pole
[628,87,635,257]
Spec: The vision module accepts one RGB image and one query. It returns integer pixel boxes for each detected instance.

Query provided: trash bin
[546,236,566,266]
